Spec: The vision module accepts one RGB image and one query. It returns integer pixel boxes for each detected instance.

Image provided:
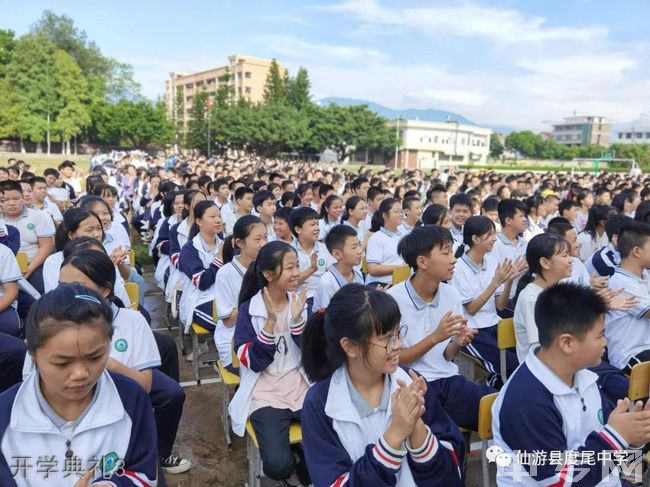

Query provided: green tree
[505,131,543,158]
[186,91,210,153]
[262,59,286,105]
[489,132,504,158]
[173,85,185,150]
[0,29,16,78]
[94,99,172,148]
[53,49,90,154]
[286,67,311,110]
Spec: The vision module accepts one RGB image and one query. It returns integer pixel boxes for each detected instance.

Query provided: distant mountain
[316,97,514,133]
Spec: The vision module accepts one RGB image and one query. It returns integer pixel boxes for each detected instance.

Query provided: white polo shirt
[387,279,460,381]
[490,232,527,299]
[343,219,368,242]
[365,227,404,285]
[577,231,609,262]
[294,239,335,298]
[450,254,502,329]
[562,256,591,287]
[213,257,247,366]
[513,282,544,362]
[3,207,55,262]
[313,264,364,312]
[47,186,69,203]
[604,268,650,369]
[396,222,415,237]
[0,244,21,308]
[38,198,63,224]
[318,218,340,241]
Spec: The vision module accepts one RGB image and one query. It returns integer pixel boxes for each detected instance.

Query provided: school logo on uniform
[114,338,128,352]
[317,258,325,267]
[598,408,604,425]
[27,223,35,230]
[97,451,123,477]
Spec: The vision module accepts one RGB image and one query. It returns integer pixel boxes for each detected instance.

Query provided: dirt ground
[141,268,491,487]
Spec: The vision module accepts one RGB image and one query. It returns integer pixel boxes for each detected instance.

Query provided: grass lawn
[0,152,90,175]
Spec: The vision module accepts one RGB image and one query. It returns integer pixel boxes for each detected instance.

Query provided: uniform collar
[497,231,524,248]
[379,227,396,237]
[404,277,440,310]
[345,366,391,418]
[525,346,598,396]
[615,267,645,284]
[461,254,487,274]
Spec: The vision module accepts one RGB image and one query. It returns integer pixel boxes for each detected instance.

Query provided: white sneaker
[160,455,191,474]
[186,341,209,362]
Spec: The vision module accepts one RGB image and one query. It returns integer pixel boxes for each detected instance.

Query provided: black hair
[524,195,544,216]
[0,180,22,193]
[455,215,495,258]
[583,205,615,238]
[43,168,59,178]
[212,177,229,193]
[253,190,275,212]
[24,283,114,354]
[481,197,499,212]
[535,283,607,348]
[85,174,105,194]
[181,189,204,220]
[574,188,593,206]
[421,204,449,226]
[78,195,113,221]
[238,241,297,305]
[289,207,320,238]
[558,199,580,217]
[281,191,295,207]
[294,182,313,207]
[273,206,293,223]
[62,237,105,259]
[93,183,118,198]
[189,200,219,240]
[634,200,650,224]
[342,196,364,222]
[516,234,571,299]
[54,208,104,252]
[546,220,575,239]
[604,213,633,242]
[320,194,342,220]
[449,193,472,210]
[402,196,420,211]
[426,183,446,203]
[367,186,384,203]
[618,221,650,258]
[28,176,47,187]
[234,186,254,202]
[301,283,401,382]
[162,190,184,218]
[497,198,526,226]
[399,225,453,271]
[61,249,117,298]
[223,215,263,264]
[324,224,358,254]
[319,184,334,198]
[350,176,369,193]
[370,197,399,233]
[612,188,638,213]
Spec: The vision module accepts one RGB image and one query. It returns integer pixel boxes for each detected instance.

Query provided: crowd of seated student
[4,154,650,485]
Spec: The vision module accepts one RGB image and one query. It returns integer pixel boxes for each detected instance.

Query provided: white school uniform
[396,222,415,237]
[104,222,131,257]
[47,186,69,203]
[577,230,609,262]
[318,218,340,241]
[0,244,21,309]
[213,258,247,367]
[387,279,461,381]
[490,233,527,299]
[294,240,335,299]
[3,207,55,262]
[563,256,590,287]
[164,219,191,303]
[38,198,63,224]
[513,282,545,362]
[153,215,179,289]
[313,265,364,312]
[450,225,463,255]
[522,217,544,243]
[365,228,404,286]
[450,254,502,330]
[604,268,650,369]
[343,219,368,242]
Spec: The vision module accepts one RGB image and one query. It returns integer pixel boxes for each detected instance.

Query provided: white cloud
[323,0,607,44]
[263,35,389,63]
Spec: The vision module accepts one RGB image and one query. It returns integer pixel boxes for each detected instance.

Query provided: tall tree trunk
[35,141,42,154]
[46,113,51,155]
[19,138,25,154]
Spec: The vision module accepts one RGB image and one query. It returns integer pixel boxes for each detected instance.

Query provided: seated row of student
[0,180,55,294]
[605,221,650,374]
[290,207,335,313]
[0,283,159,486]
[153,190,186,291]
[301,283,465,487]
[229,241,310,486]
[213,215,267,373]
[493,283,650,487]
[313,225,364,312]
[585,213,633,277]
[317,194,343,241]
[165,189,206,305]
[450,216,522,386]
[513,233,633,405]
[386,225,494,431]
[365,198,406,288]
[577,204,615,261]
[178,200,224,352]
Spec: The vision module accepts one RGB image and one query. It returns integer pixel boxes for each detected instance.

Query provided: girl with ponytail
[342,195,370,249]
[365,198,405,288]
[300,283,465,487]
[318,194,343,241]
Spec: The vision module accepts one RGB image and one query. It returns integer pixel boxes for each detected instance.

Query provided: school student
[397,196,422,237]
[153,190,185,291]
[0,180,54,294]
[364,186,385,229]
[313,225,364,312]
[493,283,650,486]
[448,193,472,253]
[0,283,158,486]
[365,198,405,288]
[539,193,560,228]
[178,201,224,359]
[253,190,276,242]
[229,241,310,486]
[558,198,580,229]
[577,204,614,262]
[290,207,335,312]
[211,177,231,211]
[273,206,294,244]
[421,204,451,229]
[214,215,267,372]
[522,195,546,242]
[0,243,20,337]
[604,222,650,373]
[29,176,63,225]
[295,182,316,211]
[301,283,465,487]
[584,213,632,277]
[342,195,370,246]
[318,194,343,241]
[612,188,640,218]
[546,218,593,288]
[574,187,594,232]
[222,186,253,236]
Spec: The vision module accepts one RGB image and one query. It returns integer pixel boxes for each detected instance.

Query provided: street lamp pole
[394,117,400,166]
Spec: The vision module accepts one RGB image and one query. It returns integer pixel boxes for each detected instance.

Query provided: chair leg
[192,331,200,385]
[500,349,507,385]
[222,384,232,450]
[482,439,490,487]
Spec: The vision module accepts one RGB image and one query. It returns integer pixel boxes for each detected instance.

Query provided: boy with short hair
[290,207,335,313]
[29,176,63,225]
[449,193,473,253]
[585,214,633,277]
[364,186,384,229]
[388,225,494,430]
[397,196,422,236]
[211,177,231,210]
[493,282,650,486]
[605,222,650,373]
[312,225,363,311]
[272,207,293,244]
[253,190,276,241]
[481,197,501,232]
[539,193,560,229]
[222,186,253,236]
[42,168,68,211]
[558,199,581,229]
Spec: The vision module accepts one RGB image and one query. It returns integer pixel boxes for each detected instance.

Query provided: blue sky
[2,0,649,129]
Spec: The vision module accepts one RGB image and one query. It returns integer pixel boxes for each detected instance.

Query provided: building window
[626,133,632,139]
[245,71,251,79]
[244,86,252,94]
[636,132,644,139]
